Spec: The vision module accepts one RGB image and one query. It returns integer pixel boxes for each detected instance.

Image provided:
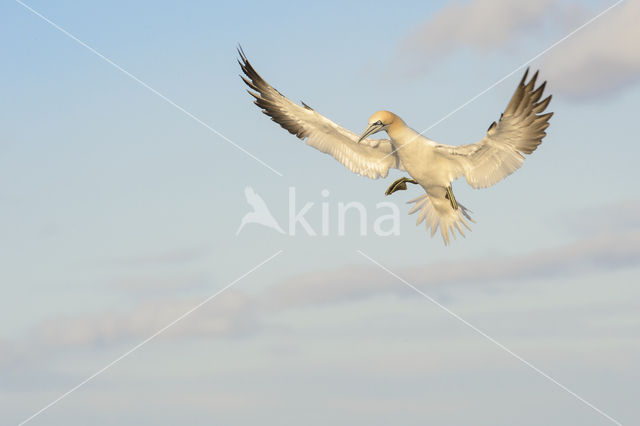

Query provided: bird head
[358,110,395,143]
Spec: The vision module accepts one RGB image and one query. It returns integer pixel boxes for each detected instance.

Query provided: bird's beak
[357,123,384,143]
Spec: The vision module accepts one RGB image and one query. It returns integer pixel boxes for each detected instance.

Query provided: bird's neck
[386,118,419,147]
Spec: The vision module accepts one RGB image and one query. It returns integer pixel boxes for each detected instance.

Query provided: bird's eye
[375,120,383,125]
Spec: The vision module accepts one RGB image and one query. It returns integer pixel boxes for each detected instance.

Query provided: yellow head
[368,110,397,126]
[358,110,399,142]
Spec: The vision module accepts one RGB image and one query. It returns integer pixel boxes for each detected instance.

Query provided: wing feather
[238,48,402,179]
[437,69,553,189]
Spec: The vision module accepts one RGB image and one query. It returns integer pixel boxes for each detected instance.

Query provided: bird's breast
[393,139,458,186]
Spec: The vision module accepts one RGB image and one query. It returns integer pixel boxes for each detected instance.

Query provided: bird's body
[383,115,460,185]
[372,111,474,241]
[238,48,552,244]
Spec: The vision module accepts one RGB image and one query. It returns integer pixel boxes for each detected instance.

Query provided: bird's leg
[445,185,458,210]
[385,177,418,196]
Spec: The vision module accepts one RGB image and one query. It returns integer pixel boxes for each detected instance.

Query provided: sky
[1,0,639,425]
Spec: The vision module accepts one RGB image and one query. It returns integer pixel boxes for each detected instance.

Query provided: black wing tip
[521,67,547,87]
[520,67,530,85]
[236,45,267,91]
[236,44,256,77]
[541,94,553,107]
[534,80,547,94]
[237,44,247,62]
[235,46,307,138]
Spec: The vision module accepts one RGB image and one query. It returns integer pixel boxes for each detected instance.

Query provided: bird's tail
[408,193,474,245]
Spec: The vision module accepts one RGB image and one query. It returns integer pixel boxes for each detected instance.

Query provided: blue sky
[1,0,639,425]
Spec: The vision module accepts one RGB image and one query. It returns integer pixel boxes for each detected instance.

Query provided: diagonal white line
[17,250,283,426]
[357,250,623,426]
[380,0,625,162]
[14,0,283,177]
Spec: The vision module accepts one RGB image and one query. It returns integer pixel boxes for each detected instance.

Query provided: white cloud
[560,199,640,236]
[4,201,640,371]
[8,228,640,353]
[543,0,640,99]
[396,0,640,99]
[33,290,256,348]
[265,229,640,310]
[112,243,213,266]
[397,0,554,67]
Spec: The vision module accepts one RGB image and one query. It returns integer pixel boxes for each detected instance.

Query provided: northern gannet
[238,49,552,245]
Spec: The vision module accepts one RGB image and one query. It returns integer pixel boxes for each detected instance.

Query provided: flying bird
[238,48,552,244]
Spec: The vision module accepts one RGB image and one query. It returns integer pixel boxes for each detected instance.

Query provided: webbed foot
[385,177,418,196]
[445,185,458,210]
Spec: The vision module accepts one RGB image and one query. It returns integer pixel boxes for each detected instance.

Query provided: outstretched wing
[238,48,402,179]
[437,69,552,189]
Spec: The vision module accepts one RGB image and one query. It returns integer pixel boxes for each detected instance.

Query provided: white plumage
[239,49,552,245]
